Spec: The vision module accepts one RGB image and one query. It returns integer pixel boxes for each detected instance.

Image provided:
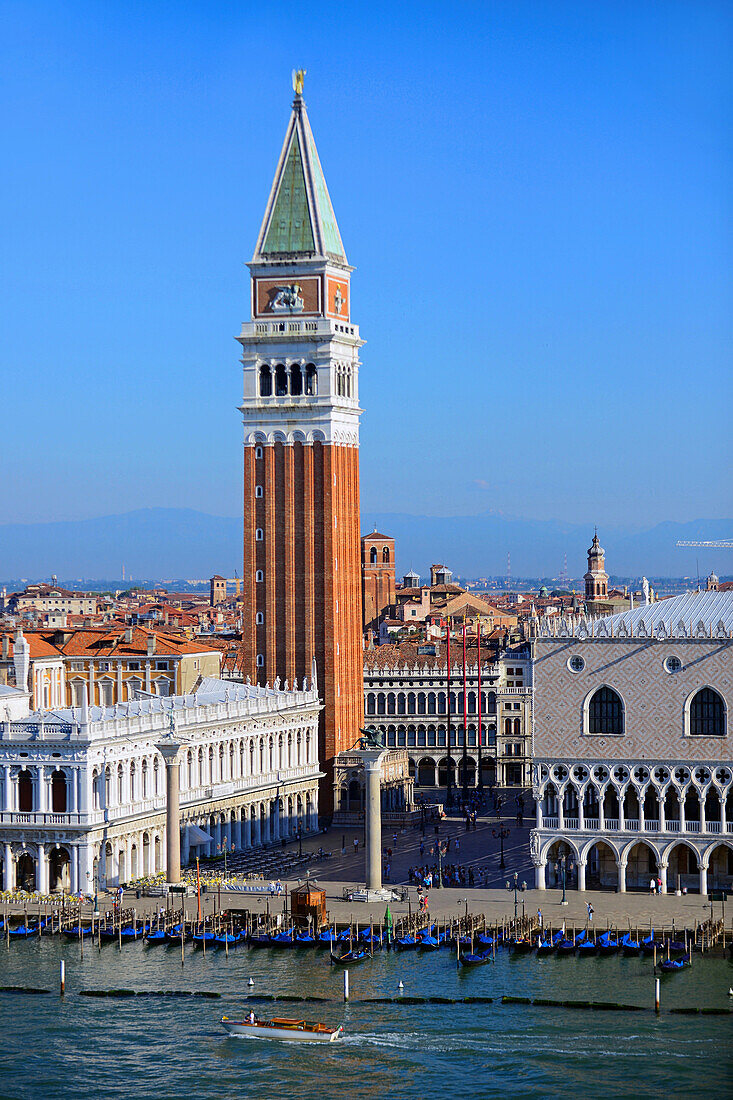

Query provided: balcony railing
[538,815,731,835]
[644,819,659,831]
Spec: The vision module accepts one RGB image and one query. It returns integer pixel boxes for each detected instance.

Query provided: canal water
[0,938,731,1099]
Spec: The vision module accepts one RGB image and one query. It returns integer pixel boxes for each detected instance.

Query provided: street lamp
[513,871,519,919]
[297,827,302,858]
[493,825,510,871]
[558,853,572,906]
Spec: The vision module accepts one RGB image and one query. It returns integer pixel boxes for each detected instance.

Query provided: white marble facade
[0,677,322,894]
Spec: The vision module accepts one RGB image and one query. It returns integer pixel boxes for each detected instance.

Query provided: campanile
[237,74,364,810]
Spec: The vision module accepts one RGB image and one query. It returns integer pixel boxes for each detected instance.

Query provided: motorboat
[221,1015,343,1042]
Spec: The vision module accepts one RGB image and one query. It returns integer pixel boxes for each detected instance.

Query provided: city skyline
[2,2,731,531]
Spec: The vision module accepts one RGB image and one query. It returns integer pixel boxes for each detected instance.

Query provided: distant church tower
[237,75,364,809]
[584,529,609,604]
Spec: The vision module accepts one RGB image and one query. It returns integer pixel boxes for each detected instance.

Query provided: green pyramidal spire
[254,87,347,263]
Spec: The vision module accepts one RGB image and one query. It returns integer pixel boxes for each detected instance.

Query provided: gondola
[63,925,93,939]
[317,930,336,947]
[536,937,554,956]
[597,933,619,956]
[330,949,368,965]
[191,930,218,946]
[396,934,419,951]
[294,932,316,946]
[667,940,687,956]
[8,923,43,938]
[248,933,272,948]
[577,938,598,957]
[555,938,576,956]
[641,933,663,956]
[621,933,641,956]
[145,928,168,943]
[509,937,534,954]
[659,954,689,972]
[459,951,491,967]
[270,932,295,948]
[418,934,441,951]
[476,933,497,948]
[121,924,149,939]
[215,931,244,947]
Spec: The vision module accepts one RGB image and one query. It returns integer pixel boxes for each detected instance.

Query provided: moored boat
[597,933,619,956]
[510,937,533,954]
[63,925,93,939]
[621,933,641,956]
[659,954,690,972]
[221,1015,343,1042]
[330,949,368,965]
[459,951,491,967]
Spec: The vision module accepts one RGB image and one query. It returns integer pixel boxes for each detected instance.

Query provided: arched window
[504,718,512,736]
[513,717,521,735]
[259,364,272,397]
[587,686,624,735]
[256,611,264,625]
[256,654,264,667]
[256,570,264,583]
[366,693,376,715]
[17,769,33,812]
[130,761,137,801]
[275,363,288,396]
[305,364,317,395]
[290,363,302,395]
[689,688,725,736]
[370,546,377,565]
[382,546,390,564]
[117,764,124,803]
[51,769,67,812]
[255,485,263,498]
[255,528,264,541]
[255,445,263,459]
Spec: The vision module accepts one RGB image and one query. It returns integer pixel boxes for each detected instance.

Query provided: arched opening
[275,364,288,396]
[259,364,272,397]
[689,688,725,736]
[289,363,302,395]
[382,546,390,564]
[17,769,33,812]
[587,687,624,735]
[585,840,618,890]
[546,840,578,890]
[154,835,161,873]
[625,842,658,890]
[305,363,317,396]
[480,758,496,789]
[458,757,476,787]
[49,846,71,892]
[369,546,377,565]
[348,778,363,813]
[667,842,700,893]
[708,843,733,890]
[417,757,435,787]
[142,832,150,876]
[118,848,126,884]
[51,770,67,813]
[437,758,455,787]
[16,852,36,891]
[130,843,138,880]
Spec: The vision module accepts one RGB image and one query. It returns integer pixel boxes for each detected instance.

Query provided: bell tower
[237,75,364,810]
[584,528,609,604]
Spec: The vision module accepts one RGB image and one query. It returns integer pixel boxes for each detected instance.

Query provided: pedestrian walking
[353,837,359,854]
[649,877,656,895]
[537,908,543,928]
[586,902,594,921]
[392,833,397,848]
[419,841,425,857]
[656,876,662,894]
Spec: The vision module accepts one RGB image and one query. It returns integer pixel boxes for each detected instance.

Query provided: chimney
[147,633,156,657]
[124,628,133,644]
[2,635,8,660]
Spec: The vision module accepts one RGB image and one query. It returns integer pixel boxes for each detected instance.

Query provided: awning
[187,824,213,846]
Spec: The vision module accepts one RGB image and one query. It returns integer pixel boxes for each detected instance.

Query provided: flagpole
[477,617,483,795]
[445,619,453,810]
[462,617,469,805]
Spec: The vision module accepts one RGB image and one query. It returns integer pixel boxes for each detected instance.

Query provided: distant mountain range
[1,508,731,584]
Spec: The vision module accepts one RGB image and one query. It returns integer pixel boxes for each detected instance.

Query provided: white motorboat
[221,1015,343,1042]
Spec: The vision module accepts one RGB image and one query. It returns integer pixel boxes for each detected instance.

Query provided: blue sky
[2,0,731,530]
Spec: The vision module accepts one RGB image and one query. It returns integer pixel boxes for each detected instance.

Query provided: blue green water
[0,938,731,1099]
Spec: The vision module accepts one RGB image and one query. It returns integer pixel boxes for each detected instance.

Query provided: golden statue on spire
[292,68,306,95]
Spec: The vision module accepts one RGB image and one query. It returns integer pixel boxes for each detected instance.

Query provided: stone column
[78,767,89,817]
[364,758,383,893]
[577,860,587,891]
[699,863,708,896]
[534,861,546,890]
[37,766,47,813]
[37,843,47,894]
[181,823,190,869]
[3,766,12,812]
[70,847,79,894]
[156,741,182,884]
[577,797,585,831]
[618,794,625,832]
[273,798,280,841]
[617,858,627,893]
[659,864,668,894]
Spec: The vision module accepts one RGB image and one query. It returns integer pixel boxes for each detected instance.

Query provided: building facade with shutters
[530,590,733,894]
